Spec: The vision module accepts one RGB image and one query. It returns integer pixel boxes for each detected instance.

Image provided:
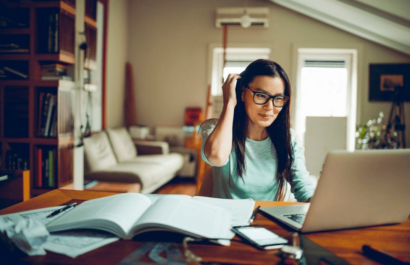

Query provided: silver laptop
[260,149,410,233]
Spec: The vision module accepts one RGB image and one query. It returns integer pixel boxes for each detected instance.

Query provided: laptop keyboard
[283,213,306,224]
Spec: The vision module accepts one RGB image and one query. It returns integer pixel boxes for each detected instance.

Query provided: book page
[143,194,191,204]
[193,197,255,226]
[46,193,152,239]
[133,197,232,240]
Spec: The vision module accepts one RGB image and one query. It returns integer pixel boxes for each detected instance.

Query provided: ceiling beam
[269,0,410,55]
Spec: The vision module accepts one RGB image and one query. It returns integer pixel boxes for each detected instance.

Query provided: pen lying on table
[46,202,77,218]
[249,206,260,223]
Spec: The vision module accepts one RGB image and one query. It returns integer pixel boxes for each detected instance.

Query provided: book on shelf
[37,148,42,188]
[0,49,29,53]
[48,149,54,187]
[3,66,28,79]
[44,96,56,136]
[37,146,56,188]
[42,63,68,70]
[0,170,15,182]
[41,76,73,81]
[49,106,58,137]
[0,15,27,28]
[39,93,54,136]
[37,92,57,137]
[37,10,60,53]
[41,68,67,76]
[46,193,255,240]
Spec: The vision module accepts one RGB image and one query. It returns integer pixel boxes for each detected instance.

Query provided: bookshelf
[0,0,97,197]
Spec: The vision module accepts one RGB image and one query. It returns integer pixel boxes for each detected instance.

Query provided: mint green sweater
[200,119,316,202]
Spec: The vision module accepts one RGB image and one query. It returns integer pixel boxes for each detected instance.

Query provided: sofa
[83,127,184,193]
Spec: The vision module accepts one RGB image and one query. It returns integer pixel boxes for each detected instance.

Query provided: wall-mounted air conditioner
[215,7,269,28]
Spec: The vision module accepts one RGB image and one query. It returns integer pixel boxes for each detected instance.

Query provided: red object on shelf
[185,107,203,126]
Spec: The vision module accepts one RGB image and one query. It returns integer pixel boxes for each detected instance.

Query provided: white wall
[107,0,410,146]
[106,0,129,128]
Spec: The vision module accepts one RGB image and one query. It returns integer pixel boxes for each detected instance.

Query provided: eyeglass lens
[253,92,288,107]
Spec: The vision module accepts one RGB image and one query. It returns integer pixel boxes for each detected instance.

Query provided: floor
[154,177,197,196]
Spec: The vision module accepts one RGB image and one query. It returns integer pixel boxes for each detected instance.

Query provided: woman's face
[242,75,285,129]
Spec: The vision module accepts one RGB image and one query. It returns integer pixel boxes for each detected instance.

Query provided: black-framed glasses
[246,87,289,107]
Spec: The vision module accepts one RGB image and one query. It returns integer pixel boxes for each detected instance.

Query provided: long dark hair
[232,59,293,201]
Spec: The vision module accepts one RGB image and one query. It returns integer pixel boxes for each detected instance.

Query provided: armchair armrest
[133,140,170,155]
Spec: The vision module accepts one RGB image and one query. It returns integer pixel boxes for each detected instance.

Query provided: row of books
[36,9,75,55]
[5,150,29,170]
[38,92,58,137]
[35,147,56,188]
[37,9,60,53]
[0,64,73,80]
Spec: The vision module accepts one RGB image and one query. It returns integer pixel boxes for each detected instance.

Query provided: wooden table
[0,189,409,265]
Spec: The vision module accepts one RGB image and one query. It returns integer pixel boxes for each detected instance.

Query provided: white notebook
[46,193,254,240]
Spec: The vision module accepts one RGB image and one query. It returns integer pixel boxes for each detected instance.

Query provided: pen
[362,244,409,265]
[249,206,260,223]
[46,202,77,218]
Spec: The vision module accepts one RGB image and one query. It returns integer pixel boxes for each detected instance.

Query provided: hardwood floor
[154,177,198,196]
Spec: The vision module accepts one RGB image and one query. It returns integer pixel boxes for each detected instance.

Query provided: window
[301,60,348,117]
[294,49,358,151]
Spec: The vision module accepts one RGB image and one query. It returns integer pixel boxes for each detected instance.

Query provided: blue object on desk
[117,242,186,265]
[362,244,409,265]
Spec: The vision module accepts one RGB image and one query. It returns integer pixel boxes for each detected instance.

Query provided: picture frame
[369,63,410,102]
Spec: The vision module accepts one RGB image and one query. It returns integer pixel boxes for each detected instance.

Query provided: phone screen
[233,226,288,248]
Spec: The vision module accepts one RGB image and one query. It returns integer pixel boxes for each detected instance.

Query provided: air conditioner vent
[216,7,269,28]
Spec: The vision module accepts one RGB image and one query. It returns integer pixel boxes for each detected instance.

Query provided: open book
[46,193,255,240]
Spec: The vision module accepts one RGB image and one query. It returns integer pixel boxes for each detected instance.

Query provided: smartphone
[232,225,288,250]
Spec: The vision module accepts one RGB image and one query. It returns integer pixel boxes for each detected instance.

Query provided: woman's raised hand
[222,74,241,107]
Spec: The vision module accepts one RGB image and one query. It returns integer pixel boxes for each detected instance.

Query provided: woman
[201,59,315,202]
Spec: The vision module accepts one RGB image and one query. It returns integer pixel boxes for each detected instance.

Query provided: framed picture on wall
[369,63,410,102]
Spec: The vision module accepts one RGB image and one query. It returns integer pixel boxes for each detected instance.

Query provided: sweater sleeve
[199,119,229,167]
[288,131,316,202]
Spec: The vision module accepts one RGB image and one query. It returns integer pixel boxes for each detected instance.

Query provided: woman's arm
[288,133,317,202]
[204,74,240,166]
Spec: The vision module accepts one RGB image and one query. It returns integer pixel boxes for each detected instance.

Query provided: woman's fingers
[222,74,241,106]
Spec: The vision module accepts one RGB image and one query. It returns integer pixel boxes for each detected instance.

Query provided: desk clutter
[1,189,409,264]
[0,193,255,258]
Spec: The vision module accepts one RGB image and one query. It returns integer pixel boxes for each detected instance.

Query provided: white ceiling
[269,0,410,55]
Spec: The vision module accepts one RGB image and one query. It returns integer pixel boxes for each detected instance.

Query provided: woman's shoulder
[200,119,219,138]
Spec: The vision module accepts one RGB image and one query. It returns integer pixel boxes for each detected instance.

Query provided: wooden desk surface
[1,189,409,265]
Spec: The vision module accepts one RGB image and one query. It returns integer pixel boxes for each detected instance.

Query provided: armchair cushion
[106,127,137,162]
[83,131,117,173]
